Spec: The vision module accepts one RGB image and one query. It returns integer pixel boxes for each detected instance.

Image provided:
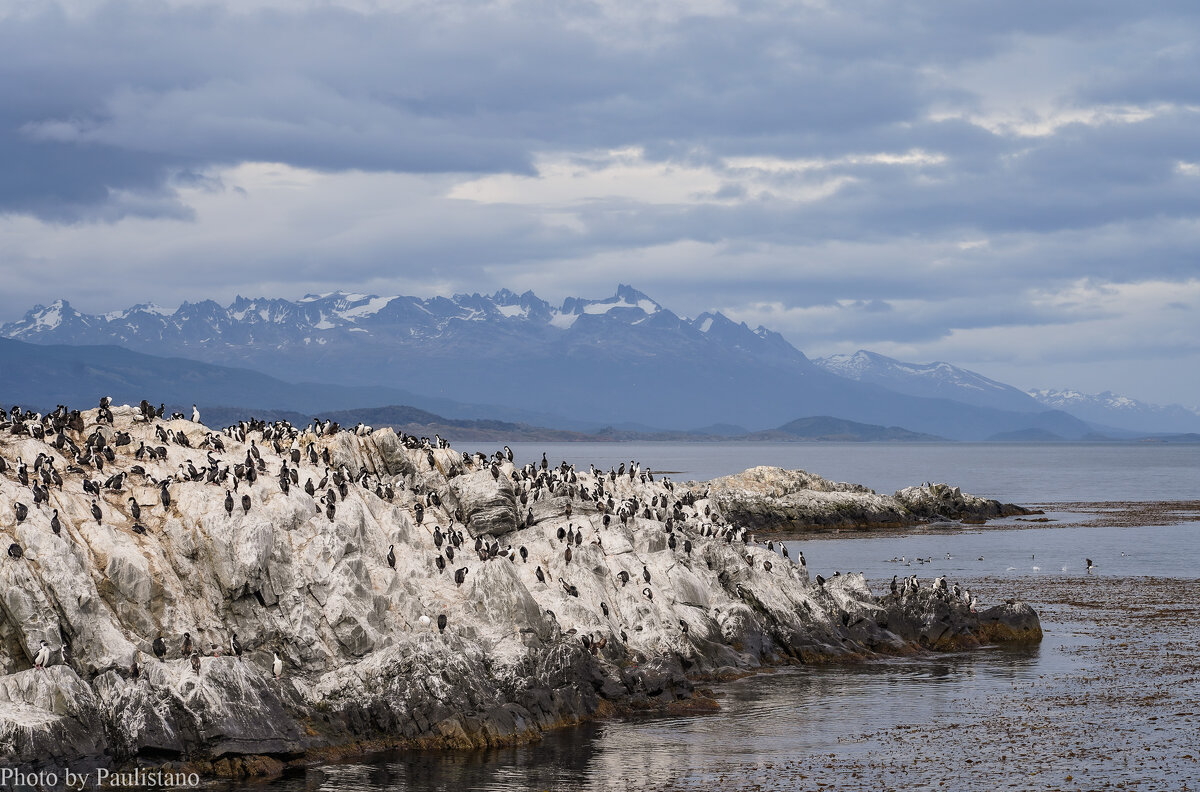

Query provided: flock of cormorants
[1,397,969,684]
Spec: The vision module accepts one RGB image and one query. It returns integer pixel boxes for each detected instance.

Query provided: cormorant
[387,545,396,568]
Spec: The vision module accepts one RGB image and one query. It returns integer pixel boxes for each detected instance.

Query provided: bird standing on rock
[190,652,201,674]
[152,636,166,660]
[241,494,251,514]
[34,640,51,669]
[90,500,102,524]
[387,545,396,569]
[181,632,193,658]
[437,614,447,633]
[273,652,283,680]
[225,490,233,516]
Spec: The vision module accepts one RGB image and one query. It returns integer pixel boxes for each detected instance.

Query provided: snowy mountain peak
[5,299,93,339]
[1027,388,1200,434]
[561,284,663,318]
[813,349,1040,412]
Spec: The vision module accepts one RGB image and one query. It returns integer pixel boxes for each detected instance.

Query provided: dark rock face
[0,406,1039,777]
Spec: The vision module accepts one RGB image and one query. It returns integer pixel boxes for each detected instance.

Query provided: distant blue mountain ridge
[2,286,1195,439]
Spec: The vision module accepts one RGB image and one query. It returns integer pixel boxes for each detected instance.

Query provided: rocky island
[0,402,1040,777]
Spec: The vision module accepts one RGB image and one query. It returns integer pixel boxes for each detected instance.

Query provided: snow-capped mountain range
[1027,389,1200,435]
[1,286,791,356]
[812,350,1041,413]
[1,286,1191,438]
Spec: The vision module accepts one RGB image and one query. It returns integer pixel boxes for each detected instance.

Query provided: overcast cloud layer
[1,0,1198,405]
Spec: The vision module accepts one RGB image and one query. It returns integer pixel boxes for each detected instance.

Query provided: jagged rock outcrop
[705,466,1028,532]
[0,405,1039,776]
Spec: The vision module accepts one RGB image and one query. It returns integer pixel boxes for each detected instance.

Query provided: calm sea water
[500,441,1200,503]
[227,443,1199,792]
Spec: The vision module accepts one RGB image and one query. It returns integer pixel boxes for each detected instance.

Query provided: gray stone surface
[0,406,1038,774]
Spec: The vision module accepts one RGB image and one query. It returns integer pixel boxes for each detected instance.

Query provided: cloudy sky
[1,0,1198,405]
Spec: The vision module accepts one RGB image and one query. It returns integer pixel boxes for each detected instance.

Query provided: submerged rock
[0,404,1039,775]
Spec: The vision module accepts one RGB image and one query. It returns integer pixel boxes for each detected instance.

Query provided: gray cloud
[1,0,1199,403]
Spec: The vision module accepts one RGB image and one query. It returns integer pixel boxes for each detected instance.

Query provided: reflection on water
[227,519,1198,792]
[253,648,1047,792]
[243,626,1054,792]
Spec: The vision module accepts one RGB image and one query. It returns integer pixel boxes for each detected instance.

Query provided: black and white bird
[14,502,28,524]
[437,613,447,633]
[33,640,51,669]
[230,633,243,658]
[386,545,396,569]
[90,500,102,524]
[152,636,166,660]
[272,652,283,680]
